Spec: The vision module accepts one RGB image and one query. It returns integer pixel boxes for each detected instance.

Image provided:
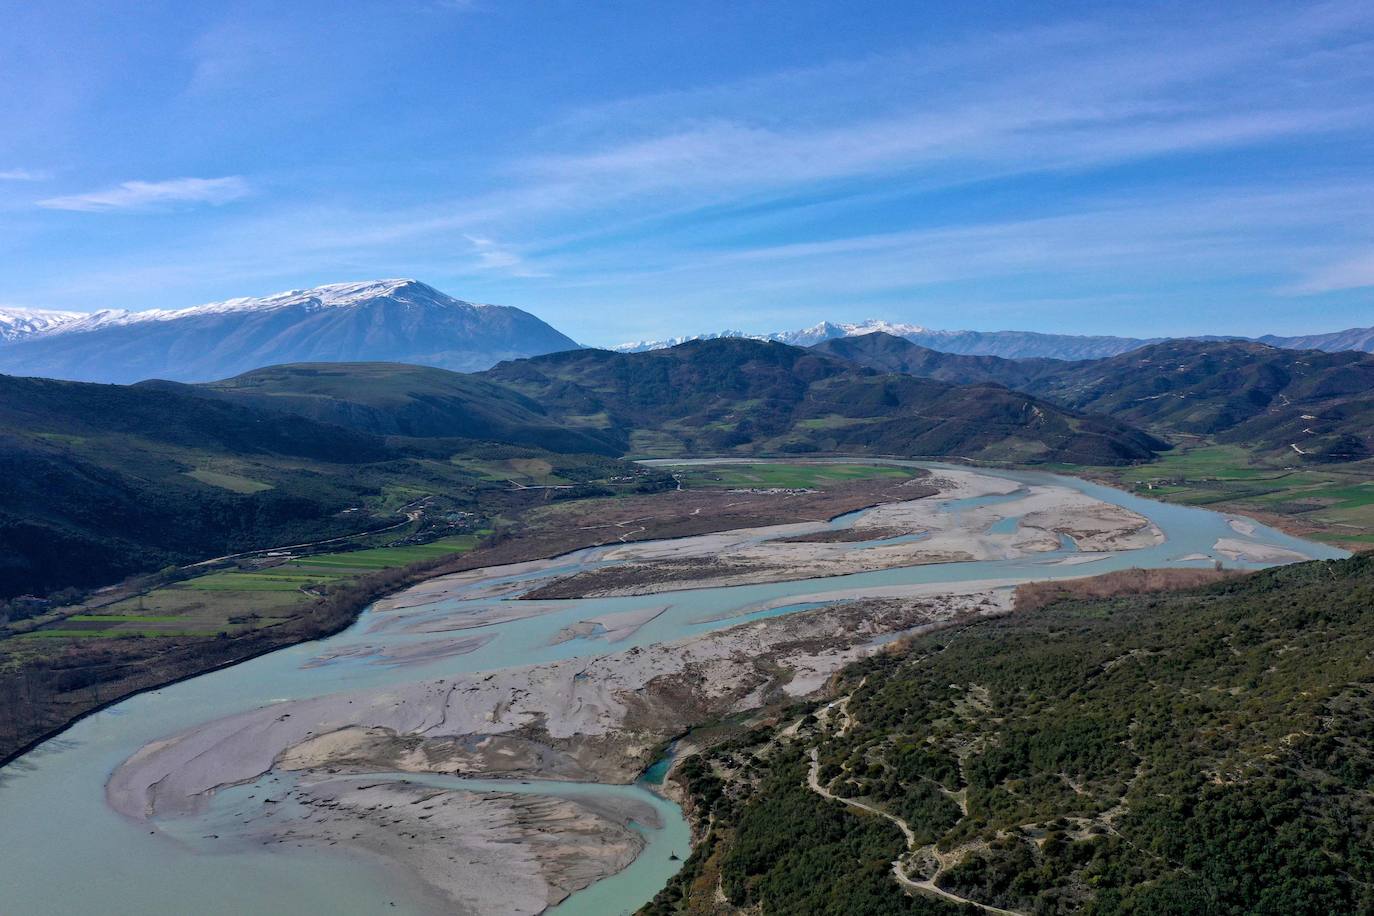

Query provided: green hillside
[813,331,1066,388]
[651,555,1374,915]
[1022,340,1374,463]
[820,336,1374,464]
[0,373,641,599]
[158,361,621,455]
[482,338,1166,465]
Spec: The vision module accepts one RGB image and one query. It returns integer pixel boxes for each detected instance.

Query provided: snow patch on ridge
[0,307,86,341]
[612,318,933,352]
[11,280,496,339]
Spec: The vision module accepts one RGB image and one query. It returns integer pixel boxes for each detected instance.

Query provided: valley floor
[0,467,924,766]
[92,463,1301,914]
[1066,441,1374,551]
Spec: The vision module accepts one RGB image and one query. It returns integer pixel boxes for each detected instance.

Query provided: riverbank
[521,469,1161,599]
[109,582,1012,911]
[1,461,1347,916]
[1,471,922,767]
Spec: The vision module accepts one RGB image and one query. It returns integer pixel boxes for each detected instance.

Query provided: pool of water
[0,461,1346,915]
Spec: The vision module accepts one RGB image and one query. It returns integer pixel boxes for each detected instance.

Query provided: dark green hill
[0,338,1172,597]
[813,331,1066,388]
[0,373,630,598]
[482,338,1166,465]
[653,554,1374,915]
[1025,340,1374,461]
[146,361,621,455]
[823,336,1374,463]
[0,374,385,596]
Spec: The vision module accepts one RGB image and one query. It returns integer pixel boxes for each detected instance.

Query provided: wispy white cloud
[517,8,1373,206]
[465,235,547,277]
[37,176,251,213]
[0,168,48,181]
[1292,251,1374,293]
[8,3,1374,339]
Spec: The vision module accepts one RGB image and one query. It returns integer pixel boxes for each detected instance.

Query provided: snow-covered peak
[839,319,932,337]
[612,318,934,352]
[36,279,490,337]
[0,307,85,341]
[611,329,753,352]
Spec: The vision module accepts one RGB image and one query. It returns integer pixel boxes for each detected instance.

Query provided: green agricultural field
[18,629,220,639]
[677,461,920,490]
[449,454,576,486]
[1115,444,1277,482]
[21,532,490,649]
[68,614,179,622]
[1072,443,1374,546]
[277,534,489,571]
[183,572,338,591]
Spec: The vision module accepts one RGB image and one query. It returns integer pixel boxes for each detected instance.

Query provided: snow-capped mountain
[0,307,84,342]
[0,280,580,383]
[614,319,1155,359]
[613,320,933,352]
[615,318,1374,360]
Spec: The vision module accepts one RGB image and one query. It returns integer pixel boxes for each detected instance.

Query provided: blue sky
[1,0,1372,344]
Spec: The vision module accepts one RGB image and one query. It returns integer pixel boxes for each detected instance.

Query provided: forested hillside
[0,373,641,599]
[649,555,1374,915]
[153,361,620,454]
[1026,340,1374,462]
[818,335,1374,464]
[482,338,1165,465]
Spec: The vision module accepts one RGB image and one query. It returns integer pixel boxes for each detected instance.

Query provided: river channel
[0,461,1347,915]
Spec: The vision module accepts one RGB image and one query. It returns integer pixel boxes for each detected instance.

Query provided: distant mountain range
[817,332,1374,462]
[0,336,1170,597]
[0,280,578,383]
[148,339,1162,468]
[480,337,1165,465]
[614,318,1374,360]
[3,281,1370,384]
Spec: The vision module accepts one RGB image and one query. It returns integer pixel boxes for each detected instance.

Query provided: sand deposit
[521,469,1162,599]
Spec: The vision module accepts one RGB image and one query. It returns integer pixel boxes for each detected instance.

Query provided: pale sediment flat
[108,589,1009,822]
[304,634,494,668]
[1213,537,1308,564]
[550,605,670,645]
[98,466,1174,914]
[107,587,1007,910]
[528,469,1161,599]
[207,775,653,916]
[372,556,581,611]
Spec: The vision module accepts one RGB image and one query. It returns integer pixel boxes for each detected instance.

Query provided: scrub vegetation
[649,555,1374,915]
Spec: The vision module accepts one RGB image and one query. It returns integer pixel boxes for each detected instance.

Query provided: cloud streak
[1293,252,1374,293]
[6,3,1373,341]
[38,176,251,213]
[465,235,547,278]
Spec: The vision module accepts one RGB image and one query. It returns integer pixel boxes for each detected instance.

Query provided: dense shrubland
[646,555,1374,914]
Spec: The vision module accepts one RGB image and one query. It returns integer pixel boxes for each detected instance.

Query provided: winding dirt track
[806,747,1027,916]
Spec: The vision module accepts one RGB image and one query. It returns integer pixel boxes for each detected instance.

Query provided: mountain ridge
[818,332,1374,462]
[0,280,579,383]
[480,337,1167,465]
[615,318,1374,359]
